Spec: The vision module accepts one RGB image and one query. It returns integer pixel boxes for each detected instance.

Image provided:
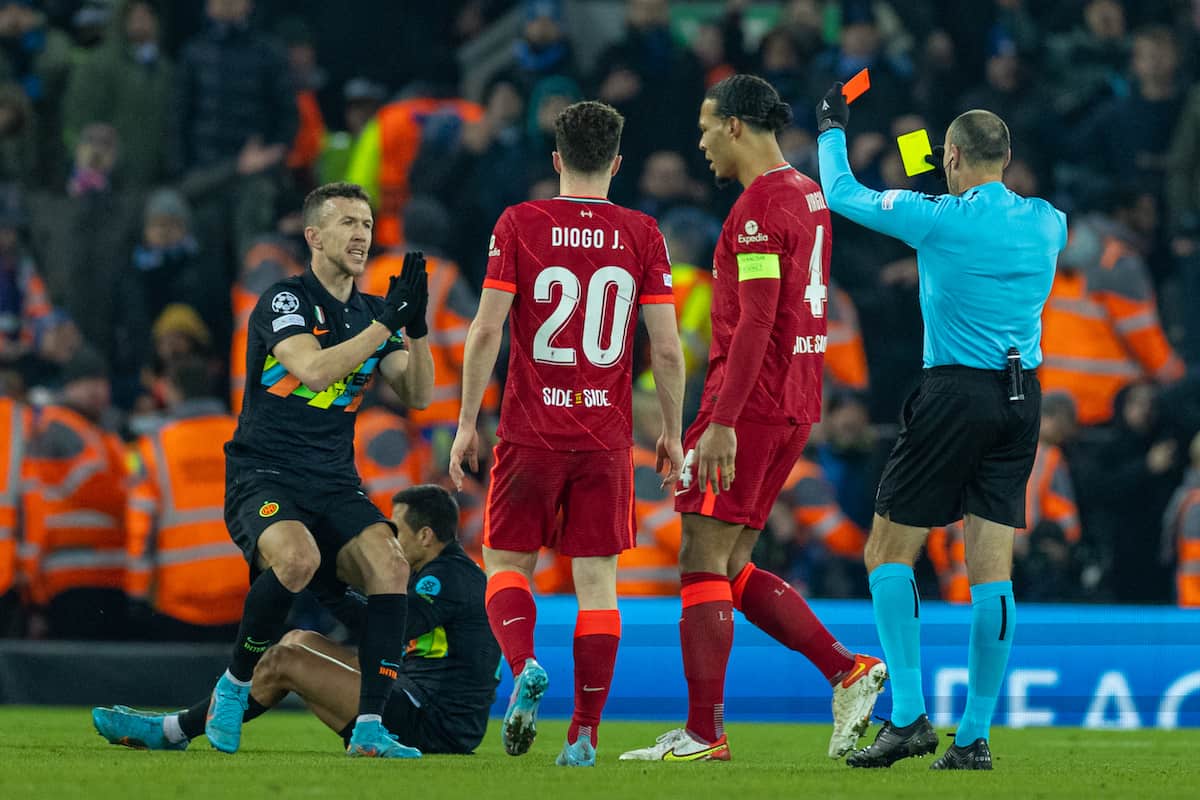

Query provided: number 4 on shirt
[804,225,827,318]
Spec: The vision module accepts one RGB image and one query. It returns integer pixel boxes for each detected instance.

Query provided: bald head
[947,110,1010,169]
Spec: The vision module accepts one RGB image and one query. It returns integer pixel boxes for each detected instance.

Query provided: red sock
[485,571,537,676]
[568,609,621,746]
[680,572,734,743]
[731,563,855,682]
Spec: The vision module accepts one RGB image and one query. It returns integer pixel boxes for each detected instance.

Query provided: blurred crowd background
[2,0,1200,642]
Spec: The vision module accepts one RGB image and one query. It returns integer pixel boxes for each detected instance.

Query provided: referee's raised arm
[814,84,943,248]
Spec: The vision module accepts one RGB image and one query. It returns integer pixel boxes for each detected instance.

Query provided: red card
[843,69,871,104]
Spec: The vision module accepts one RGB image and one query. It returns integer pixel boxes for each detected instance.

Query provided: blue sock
[868,563,925,727]
[956,581,1015,746]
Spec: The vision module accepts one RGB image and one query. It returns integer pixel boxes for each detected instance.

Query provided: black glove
[816,82,849,133]
[925,145,947,185]
[377,251,427,334]
[406,267,430,339]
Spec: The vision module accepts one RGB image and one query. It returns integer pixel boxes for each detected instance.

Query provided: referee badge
[259,501,280,518]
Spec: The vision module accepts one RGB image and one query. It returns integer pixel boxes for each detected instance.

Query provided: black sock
[357,593,407,718]
[178,694,270,740]
[339,721,355,747]
[229,569,297,681]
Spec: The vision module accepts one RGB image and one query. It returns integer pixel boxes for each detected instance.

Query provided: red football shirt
[704,164,832,426]
[484,196,674,451]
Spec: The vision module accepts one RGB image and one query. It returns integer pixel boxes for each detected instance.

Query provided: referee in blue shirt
[815,83,1067,770]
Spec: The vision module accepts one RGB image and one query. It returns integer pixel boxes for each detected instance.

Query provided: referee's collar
[962,180,1007,199]
[301,268,367,310]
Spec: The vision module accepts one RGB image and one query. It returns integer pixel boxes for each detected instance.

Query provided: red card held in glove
[843,69,870,104]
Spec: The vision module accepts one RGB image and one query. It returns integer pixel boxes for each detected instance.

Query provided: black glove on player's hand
[925,145,947,185]
[378,251,427,334]
[816,82,849,133]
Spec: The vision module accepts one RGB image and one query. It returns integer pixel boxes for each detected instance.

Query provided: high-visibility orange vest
[230,240,306,413]
[20,406,127,605]
[287,89,326,171]
[926,525,969,603]
[361,252,497,429]
[779,459,866,558]
[1041,232,1184,425]
[375,98,484,248]
[1164,471,1200,608]
[126,407,246,626]
[826,284,869,392]
[929,443,1080,603]
[615,446,680,596]
[353,406,430,515]
[0,398,30,596]
[1025,444,1080,544]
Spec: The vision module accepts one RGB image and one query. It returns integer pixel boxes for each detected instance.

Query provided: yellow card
[897,129,934,177]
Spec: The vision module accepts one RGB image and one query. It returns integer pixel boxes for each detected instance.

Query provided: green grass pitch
[1,707,1198,799]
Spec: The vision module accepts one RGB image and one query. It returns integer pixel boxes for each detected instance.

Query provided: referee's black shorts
[874,365,1041,528]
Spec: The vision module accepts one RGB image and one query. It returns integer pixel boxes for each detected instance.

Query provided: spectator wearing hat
[21,345,130,639]
[115,189,224,401]
[495,0,579,96]
[0,0,73,185]
[63,0,174,189]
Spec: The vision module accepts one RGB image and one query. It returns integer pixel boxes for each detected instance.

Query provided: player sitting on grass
[92,486,500,756]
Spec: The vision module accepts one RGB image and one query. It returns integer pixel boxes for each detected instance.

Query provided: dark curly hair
[554,100,625,174]
[704,74,792,133]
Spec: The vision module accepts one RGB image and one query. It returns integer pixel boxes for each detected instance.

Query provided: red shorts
[482,440,635,557]
[674,412,811,530]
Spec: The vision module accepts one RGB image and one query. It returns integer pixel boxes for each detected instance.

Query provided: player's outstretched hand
[448,425,480,492]
[694,422,736,495]
[656,433,685,490]
[816,82,849,133]
[925,145,947,185]
[378,251,425,334]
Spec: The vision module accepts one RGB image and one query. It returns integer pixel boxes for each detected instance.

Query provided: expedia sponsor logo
[488,235,501,257]
[543,387,612,408]
[259,501,280,517]
[737,219,768,245]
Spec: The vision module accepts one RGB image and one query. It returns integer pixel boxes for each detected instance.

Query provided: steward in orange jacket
[353,401,431,516]
[1041,214,1184,425]
[930,441,1080,604]
[1163,433,1200,607]
[127,360,245,640]
[825,282,869,393]
[0,395,30,633]
[614,445,682,596]
[21,350,128,638]
[362,241,499,448]
[776,458,867,559]
[346,96,485,248]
